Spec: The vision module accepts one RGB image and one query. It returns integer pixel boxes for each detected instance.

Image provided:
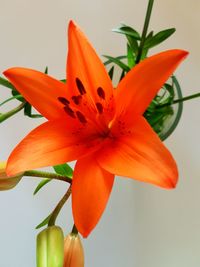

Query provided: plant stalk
[135,0,154,63]
[24,170,72,184]
[0,102,25,123]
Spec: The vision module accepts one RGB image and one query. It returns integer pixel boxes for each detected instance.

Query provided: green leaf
[119,69,126,82]
[104,55,127,66]
[24,102,43,118]
[0,76,15,90]
[0,95,23,107]
[127,44,135,68]
[144,28,176,49]
[108,66,114,80]
[103,55,130,72]
[53,163,73,178]
[44,66,48,74]
[112,25,141,40]
[126,35,139,56]
[35,214,51,229]
[33,178,51,195]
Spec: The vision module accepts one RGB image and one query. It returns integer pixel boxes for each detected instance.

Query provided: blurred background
[1,0,200,266]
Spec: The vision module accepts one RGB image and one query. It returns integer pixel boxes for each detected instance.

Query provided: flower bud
[63,233,84,267]
[0,161,22,190]
[37,225,64,267]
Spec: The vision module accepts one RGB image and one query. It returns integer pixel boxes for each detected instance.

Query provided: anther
[58,97,70,105]
[64,105,76,118]
[96,102,103,114]
[76,111,87,123]
[76,78,86,95]
[72,95,82,105]
[97,87,105,100]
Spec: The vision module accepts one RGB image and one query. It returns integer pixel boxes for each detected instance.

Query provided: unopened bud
[0,161,23,190]
[63,233,84,267]
[37,225,64,267]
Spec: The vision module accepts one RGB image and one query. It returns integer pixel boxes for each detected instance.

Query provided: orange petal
[6,118,102,176]
[115,50,188,117]
[72,155,114,237]
[4,68,68,120]
[97,116,178,189]
[66,21,115,124]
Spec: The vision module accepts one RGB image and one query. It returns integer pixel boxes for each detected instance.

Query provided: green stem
[135,0,154,64]
[159,92,200,108]
[24,170,72,184]
[0,102,25,123]
[48,186,72,226]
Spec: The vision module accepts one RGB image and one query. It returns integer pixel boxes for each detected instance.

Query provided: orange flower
[4,21,188,237]
[0,161,22,190]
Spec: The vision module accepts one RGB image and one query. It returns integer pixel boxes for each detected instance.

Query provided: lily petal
[72,155,114,237]
[6,118,102,176]
[4,68,68,120]
[97,116,178,189]
[67,21,115,123]
[115,50,188,117]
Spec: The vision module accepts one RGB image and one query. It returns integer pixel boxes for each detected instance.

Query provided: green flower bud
[63,233,84,267]
[0,161,23,190]
[37,226,64,267]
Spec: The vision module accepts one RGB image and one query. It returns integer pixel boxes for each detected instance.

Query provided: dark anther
[72,95,82,105]
[76,78,86,95]
[58,97,70,105]
[96,102,103,114]
[97,87,105,99]
[76,111,87,123]
[64,105,76,118]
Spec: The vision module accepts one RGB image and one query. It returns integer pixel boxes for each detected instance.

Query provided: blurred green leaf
[119,69,126,82]
[112,25,141,40]
[0,95,23,107]
[35,214,51,229]
[53,163,73,178]
[104,55,126,66]
[24,102,43,118]
[126,35,139,56]
[103,55,130,72]
[44,66,48,74]
[127,44,135,68]
[108,66,114,80]
[0,77,15,90]
[33,178,51,195]
[144,28,176,49]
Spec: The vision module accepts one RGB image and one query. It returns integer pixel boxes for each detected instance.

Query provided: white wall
[1,0,200,266]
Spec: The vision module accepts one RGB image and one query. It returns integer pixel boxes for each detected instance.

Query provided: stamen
[76,111,87,123]
[76,78,86,95]
[72,95,82,105]
[58,97,70,105]
[97,87,105,99]
[64,105,76,118]
[96,102,103,114]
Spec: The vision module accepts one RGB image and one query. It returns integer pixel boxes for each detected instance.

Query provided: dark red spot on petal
[58,97,70,105]
[96,102,103,114]
[64,105,76,118]
[76,78,86,95]
[97,87,105,99]
[72,95,82,105]
[76,111,87,123]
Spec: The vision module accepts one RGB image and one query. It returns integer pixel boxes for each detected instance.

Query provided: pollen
[58,97,70,105]
[64,105,76,118]
[72,95,82,105]
[76,111,87,123]
[97,87,105,100]
[76,78,86,95]
[96,102,103,114]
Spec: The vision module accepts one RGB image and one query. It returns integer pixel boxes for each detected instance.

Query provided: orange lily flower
[4,21,187,237]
